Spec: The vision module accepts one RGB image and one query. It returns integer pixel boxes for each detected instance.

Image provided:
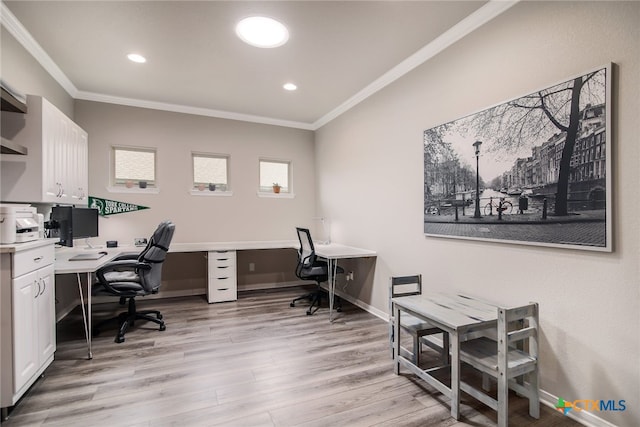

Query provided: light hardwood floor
[2,287,581,426]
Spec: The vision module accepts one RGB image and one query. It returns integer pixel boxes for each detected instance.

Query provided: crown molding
[75,91,315,130]
[312,0,519,130]
[2,0,517,132]
[1,2,78,97]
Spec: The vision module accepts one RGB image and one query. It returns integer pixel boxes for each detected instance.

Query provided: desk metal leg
[327,259,340,322]
[75,272,93,359]
[450,330,460,419]
[327,259,334,322]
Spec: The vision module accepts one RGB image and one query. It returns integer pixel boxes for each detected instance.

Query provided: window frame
[190,152,233,196]
[258,158,294,198]
[109,145,159,193]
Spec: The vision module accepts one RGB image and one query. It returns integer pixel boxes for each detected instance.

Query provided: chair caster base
[160,324,166,331]
[290,302,295,307]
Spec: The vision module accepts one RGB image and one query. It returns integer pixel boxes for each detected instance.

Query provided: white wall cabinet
[1,95,88,204]
[207,250,237,303]
[1,243,56,415]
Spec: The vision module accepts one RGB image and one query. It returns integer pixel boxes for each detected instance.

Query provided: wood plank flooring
[2,287,582,427]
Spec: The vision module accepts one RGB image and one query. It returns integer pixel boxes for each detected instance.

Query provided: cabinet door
[41,100,60,202]
[69,124,89,203]
[36,265,56,362]
[42,99,77,204]
[12,270,39,392]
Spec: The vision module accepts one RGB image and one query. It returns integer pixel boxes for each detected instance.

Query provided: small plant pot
[125,180,134,188]
[273,185,281,194]
[209,183,216,191]
[138,181,148,189]
[197,183,206,191]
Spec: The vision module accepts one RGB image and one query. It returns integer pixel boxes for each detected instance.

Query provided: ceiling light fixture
[236,16,289,48]
[283,83,297,91]
[127,53,146,63]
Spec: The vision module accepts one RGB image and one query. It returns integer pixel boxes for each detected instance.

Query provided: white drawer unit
[207,250,237,303]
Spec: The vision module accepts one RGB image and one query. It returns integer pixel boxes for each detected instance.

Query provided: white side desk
[314,243,377,321]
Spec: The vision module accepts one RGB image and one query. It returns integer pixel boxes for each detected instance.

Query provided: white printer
[0,204,43,244]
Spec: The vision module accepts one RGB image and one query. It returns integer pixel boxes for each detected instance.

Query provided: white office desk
[55,246,135,359]
[55,240,376,358]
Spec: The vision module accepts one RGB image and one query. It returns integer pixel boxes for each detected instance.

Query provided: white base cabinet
[1,243,56,415]
[207,250,237,303]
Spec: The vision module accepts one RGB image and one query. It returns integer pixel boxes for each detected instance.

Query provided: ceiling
[2,1,513,130]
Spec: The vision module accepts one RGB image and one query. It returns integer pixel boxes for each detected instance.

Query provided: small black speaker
[106,240,118,248]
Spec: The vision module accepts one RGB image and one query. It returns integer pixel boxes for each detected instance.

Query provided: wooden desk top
[392,293,498,330]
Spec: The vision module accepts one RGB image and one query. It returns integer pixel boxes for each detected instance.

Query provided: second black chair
[290,227,343,315]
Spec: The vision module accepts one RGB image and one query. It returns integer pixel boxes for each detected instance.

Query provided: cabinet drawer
[209,264,236,279]
[208,250,236,270]
[208,277,237,303]
[13,245,55,278]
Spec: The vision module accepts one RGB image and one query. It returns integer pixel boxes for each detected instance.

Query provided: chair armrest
[95,259,151,283]
[112,251,142,261]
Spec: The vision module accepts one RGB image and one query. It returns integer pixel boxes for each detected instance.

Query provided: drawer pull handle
[217,266,229,269]
[218,277,229,280]
[217,258,229,261]
[217,288,229,291]
[33,256,44,263]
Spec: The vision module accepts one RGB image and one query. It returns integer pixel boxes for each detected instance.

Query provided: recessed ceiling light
[236,16,289,48]
[283,83,297,91]
[127,53,146,63]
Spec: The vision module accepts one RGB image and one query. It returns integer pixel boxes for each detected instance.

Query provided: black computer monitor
[50,206,99,247]
[72,207,99,240]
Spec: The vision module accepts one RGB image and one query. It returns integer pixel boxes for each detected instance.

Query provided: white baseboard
[538,389,620,427]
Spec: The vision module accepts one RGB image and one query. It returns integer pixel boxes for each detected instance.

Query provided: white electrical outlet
[249,262,255,272]
[134,237,147,246]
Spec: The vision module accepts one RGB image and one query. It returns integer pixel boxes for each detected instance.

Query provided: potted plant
[272,183,281,194]
[197,183,206,191]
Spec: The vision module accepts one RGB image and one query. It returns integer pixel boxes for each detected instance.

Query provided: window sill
[190,189,233,197]
[257,191,295,199]
[107,186,160,194]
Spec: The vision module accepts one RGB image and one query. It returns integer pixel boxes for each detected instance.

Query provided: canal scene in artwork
[423,66,610,250]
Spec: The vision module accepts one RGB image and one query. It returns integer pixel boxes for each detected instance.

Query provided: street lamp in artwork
[473,140,483,218]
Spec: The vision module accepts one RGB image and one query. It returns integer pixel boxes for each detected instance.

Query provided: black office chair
[290,227,344,315]
[92,220,175,343]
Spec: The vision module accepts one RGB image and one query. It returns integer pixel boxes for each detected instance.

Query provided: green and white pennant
[88,196,149,216]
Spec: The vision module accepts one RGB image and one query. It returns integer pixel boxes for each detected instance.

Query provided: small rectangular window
[113,147,156,187]
[259,159,290,193]
[193,153,229,191]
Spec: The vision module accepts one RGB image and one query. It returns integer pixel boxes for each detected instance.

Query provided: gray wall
[74,100,316,244]
[315,2,640,426]
[1,27,73,118]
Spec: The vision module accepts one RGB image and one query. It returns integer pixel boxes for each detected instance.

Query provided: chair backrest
[499,302,539,361]
[138,220,175,293]
[296,227,317,269]
[389,274,422,312]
